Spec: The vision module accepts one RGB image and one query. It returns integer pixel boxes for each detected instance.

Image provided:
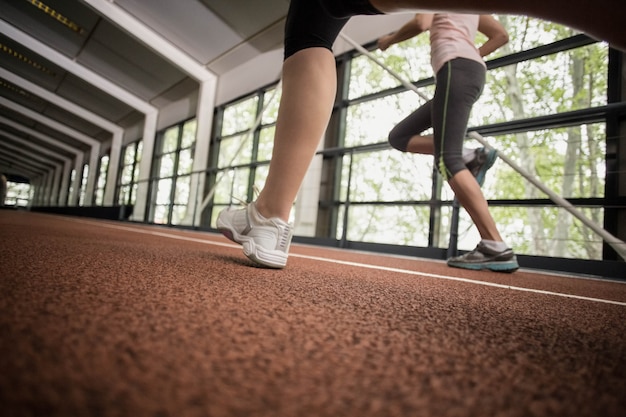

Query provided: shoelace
[230,184,261,207]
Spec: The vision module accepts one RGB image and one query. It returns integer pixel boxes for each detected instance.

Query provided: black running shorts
[284,0,382,59]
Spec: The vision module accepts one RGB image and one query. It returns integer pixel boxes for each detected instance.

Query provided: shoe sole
[447,260,519,273]
[217,220,288,269]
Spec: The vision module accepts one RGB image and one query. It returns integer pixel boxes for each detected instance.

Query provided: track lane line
[67,218,626,307]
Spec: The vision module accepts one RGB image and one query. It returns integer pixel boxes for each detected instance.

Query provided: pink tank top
[429,14,484,74]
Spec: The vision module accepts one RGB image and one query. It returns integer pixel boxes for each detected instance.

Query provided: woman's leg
[216,0,352,267]
[255,48,338,222]
[432,59,502,242]
[388,100,434,153]
[448,170,502,241]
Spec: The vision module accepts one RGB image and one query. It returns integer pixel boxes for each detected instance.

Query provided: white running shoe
[216,202,292,268]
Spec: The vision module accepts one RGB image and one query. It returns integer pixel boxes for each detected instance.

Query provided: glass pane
[124,146,136,165]
[182,119,197,149]
[170,205,187,225]
[94,189,104,206]
[121,164,134,185]
[476,44,608,125]
[5,182,32,207]
[162,126,180,154]
[340,150,434,203]
[348,44,431,100]
[118,185,130,205]
[478,125,606,201]
[261,87,281,125]
[158,153,176,177]
[130,183,138,205]
[484,206,604,260]
[132,163,140,183]
[174,175,191,204]
[79,165,89,206]
[98,155,109,188]
[257,126,275,162]
[347,17,584,101]
[156,178,172,204]
[344,205,431,246]
[498,16,584,55]
[253,164,270,192]
[345,91,429,148]
[153,205,169,225]
[136,141,143,162]
[217,134,253,168]
[213,168,250,205]
[177,149,193,175]
[221,96,259,136]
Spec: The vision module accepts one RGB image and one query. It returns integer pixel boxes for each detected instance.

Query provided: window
[332,16,610,260]
[4,180,31,207]
[118,140,142,206]
[78,164,88,206]
[94,154,109,205]
[209,86,281,227]
[150,119,196,225]
[209,16,614,263]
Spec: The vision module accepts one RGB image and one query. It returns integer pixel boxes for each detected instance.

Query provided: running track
[1,210,624,416]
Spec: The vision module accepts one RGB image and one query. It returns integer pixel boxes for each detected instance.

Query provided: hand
[378,35,393,51]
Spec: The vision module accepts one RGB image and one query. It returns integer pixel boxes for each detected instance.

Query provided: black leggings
[388,58,486,180]
[284,0,382,59]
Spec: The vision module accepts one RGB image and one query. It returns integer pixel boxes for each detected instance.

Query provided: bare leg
[406,134,435,154]
[404,133,501,240]
[370,0,626,51]
[255,48,337,222]
[448,169,502,241]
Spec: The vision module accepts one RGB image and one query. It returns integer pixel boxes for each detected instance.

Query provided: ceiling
[0,0,290,183]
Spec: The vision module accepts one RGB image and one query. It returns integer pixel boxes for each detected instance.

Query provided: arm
[378,13,434,51]
[476,15,509,57]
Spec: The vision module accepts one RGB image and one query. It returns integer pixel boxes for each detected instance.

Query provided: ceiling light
[0,42,56,76]
[25,0,85,35]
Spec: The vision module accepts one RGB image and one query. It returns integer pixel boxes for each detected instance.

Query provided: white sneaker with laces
[216,202,292,268]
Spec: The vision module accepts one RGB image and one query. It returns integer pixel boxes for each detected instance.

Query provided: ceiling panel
[0,78,48,113]
[42,104,106,138]
[0,140,62,168]
[0,153,48,175]
[0,0,99,57]
[32,123,91,153]
[200,0,289,40]
[115,0,244,64]
[55,73,137,123]
[0,0,292,183]
[78,19,188,100]
[0,34,67,92]
[0,106,38,129]
[0,123,75,161]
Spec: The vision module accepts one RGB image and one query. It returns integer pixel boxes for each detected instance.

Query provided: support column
[605,48,626,260]
[132,112,158,222]
[188,79,217,227]
[104,132,124,206]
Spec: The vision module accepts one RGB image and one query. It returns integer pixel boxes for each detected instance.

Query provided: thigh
[388,100,433,150]
[432,58,486,153]
[284,0,349,59]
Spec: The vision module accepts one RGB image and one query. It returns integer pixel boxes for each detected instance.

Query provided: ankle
[481,239,508,252]
[254,199,289,223]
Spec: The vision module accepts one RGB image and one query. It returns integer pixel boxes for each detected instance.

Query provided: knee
[438,153,466,180]
[388,131,409,152]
